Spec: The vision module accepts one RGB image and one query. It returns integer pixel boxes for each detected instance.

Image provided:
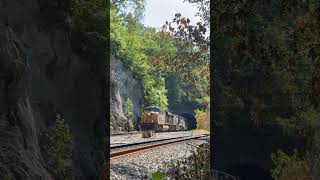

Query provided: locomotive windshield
[145,107,161,113]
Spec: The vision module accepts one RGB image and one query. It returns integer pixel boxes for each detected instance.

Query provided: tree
[111,2,168,110]
[271,150,311,180]
[47,114,73,180]
[111,0,146,20]
[184,0,210,26]
[212,0,320,178]
[123,98,135,131]
[195,109,210,130]
[154,0,210,103]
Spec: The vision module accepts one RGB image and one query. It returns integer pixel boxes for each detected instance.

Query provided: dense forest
[213,0,320,179]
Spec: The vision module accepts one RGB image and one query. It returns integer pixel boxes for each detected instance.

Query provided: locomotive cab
[141,106,162,138]
[141,107,161,130]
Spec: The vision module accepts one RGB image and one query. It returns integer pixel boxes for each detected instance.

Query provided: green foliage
[161,143,210,179]
[111,0,146,20]
[271,150,311,180]
[111,0,211,109]
[151,172,165,180]
[305,151,320,180]
[158,11,210,102]
[196,96,210,108]
[71,0,107,35]
[212,0,320,178]
[110,4,168,110]
[273,110,320,139]
[194,109,210,131]
[271,112,320,180]
[124,97,135,130]
[47,114,73,180]
[213,0,320,129]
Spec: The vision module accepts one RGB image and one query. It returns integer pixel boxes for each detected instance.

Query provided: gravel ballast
[111,131,194,146]
[110,139,208,180]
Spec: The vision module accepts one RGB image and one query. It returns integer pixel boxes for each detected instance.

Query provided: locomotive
[140,106,187,132]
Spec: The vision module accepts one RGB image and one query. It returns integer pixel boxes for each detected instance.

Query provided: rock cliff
[0,0,106,179]
[110,55,144,133]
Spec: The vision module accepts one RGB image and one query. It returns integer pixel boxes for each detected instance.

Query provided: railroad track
[110,134,209,158]
[110,131,141,136]
[110,130,189,136]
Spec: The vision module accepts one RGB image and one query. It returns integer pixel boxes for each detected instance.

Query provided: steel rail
[111,134,193,148]
[110,130,188,136]
[110,134,209,158]
[110,131,141,136]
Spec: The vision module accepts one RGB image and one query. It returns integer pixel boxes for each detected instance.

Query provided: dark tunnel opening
[180,113,197,130]
[226,164,272,180]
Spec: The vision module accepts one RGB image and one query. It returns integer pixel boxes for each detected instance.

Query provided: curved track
[110,134,209,158]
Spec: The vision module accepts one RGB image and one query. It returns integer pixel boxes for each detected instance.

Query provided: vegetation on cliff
[123,97,135,131]
[46,114,73,180]
[110,0,210,113]
[37,0,107,178]
[110,0,168,110]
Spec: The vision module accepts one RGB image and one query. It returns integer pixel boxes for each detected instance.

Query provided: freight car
[140,106,187,132]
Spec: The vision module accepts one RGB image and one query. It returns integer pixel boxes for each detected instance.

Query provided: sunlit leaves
[111,0,146,20]
[195,109,210,130]
[110,3,168,110]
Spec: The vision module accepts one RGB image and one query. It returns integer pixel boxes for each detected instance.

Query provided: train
[140,106,187,132]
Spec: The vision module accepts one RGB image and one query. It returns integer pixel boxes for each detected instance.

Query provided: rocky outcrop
[0,1,106,179]
[110,55,144,133]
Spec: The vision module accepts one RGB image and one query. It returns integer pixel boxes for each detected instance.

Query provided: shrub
[47,114,73,180]
[270,149,311,180]
[155,142,210,179]
[124,97,135,131]
[194,109,210,131]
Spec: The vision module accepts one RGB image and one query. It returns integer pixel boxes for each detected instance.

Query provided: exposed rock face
[110,55,144,133]
[0,1,106,179]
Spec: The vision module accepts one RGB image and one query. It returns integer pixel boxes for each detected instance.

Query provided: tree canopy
[213,0,320,178]
[110,0,210,111]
